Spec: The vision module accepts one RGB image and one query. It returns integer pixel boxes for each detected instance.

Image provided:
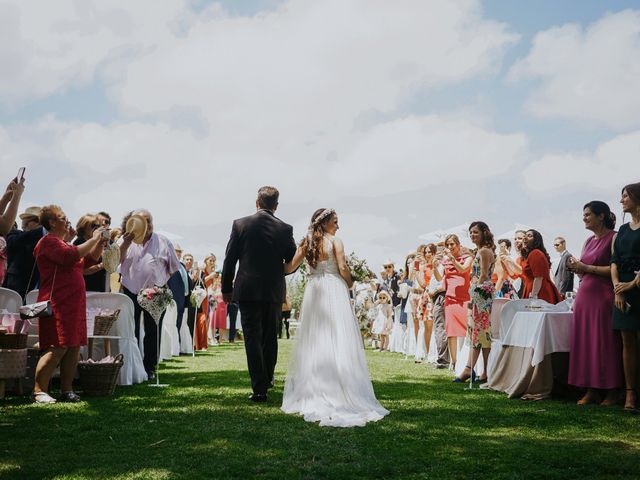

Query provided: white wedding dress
[281,237,389,427]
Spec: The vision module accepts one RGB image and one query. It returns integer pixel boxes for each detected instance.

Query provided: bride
[281,208,389,427]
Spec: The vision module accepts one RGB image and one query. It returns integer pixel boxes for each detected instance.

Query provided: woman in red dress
[521,229,562,304]
[32,205,106,403]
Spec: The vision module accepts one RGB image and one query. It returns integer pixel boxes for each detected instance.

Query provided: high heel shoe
[453,366,476,383]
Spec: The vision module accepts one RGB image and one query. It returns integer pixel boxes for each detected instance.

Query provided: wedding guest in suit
[433,234,473,368]
[32,205,105,403]
[567,201,622,406]
[222,186,297,402]
[611,183,640,412]
[167,245,189,344]
[553,237,575,295]
[182,253,197,341]
[521,229,562,304]
[119,209,181,378]
[73,214,107,292]
[3,206,46,299]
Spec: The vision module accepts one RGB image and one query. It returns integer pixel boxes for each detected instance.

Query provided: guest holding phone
[73,214,107,292]
[611,183,640,412]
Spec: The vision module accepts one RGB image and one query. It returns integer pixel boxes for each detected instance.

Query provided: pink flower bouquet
[137,285,174,322]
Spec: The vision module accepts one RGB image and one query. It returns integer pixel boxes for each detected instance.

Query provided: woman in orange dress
[433,234,473,367]
[521,229,562,304]
[195,254,217,350]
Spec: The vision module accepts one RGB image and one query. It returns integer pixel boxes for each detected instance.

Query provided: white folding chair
[0,287,22,312]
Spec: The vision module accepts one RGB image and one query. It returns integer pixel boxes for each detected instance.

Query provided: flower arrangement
[137,285,174,322]
[354,301,372,338]
[347,252,373,283]
[470,281,495,312]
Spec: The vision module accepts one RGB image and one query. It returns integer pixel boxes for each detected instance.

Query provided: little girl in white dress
[371,291,393,351]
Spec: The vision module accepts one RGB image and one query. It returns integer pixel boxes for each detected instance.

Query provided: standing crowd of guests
[358,182,640,412]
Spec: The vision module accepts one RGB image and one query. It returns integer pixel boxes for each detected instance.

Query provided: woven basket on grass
[93,309,120,336]
[78,353,124,396]
[0,349,28,379]
[0,333,28,350]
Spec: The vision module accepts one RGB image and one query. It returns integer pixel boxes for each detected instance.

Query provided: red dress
[34,235,87,349]
[443,254,471,337]
[521,249,561,304]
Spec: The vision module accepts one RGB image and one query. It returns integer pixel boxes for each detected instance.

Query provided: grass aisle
[1,341,639,479]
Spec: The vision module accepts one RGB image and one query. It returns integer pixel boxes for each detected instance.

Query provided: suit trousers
[123,287,165,374]
[227,303,239,342]
[239,301,280,395]
[432,293,450,368]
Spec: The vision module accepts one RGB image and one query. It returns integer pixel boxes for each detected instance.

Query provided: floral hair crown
[311,209,335,228]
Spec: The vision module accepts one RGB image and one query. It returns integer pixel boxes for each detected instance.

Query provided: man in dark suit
[553,236,574,296]
[3,206,46,300]
[222,186,297,403]
[167,244,191,345]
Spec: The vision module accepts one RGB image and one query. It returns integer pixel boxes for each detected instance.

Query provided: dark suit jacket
[222,209,296,303]
[167,264,189,312]
[554,250,574,295]
[2,227,45,298]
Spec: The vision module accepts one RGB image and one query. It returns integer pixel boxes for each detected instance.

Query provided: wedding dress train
[281,237,389,427]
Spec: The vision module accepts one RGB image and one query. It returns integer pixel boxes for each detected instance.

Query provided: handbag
[19,256,57,320]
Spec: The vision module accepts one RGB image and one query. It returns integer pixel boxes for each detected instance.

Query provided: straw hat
[125,214,148,244]
[19,206,41,220]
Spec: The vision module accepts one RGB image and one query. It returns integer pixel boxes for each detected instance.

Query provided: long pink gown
[568,231,623,389]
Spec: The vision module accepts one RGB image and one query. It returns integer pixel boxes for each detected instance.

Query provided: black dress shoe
[249,394,267,403]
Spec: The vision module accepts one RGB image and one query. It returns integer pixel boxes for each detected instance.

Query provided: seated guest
[521,229,562,304]
[2,206,46,299]
[119,209,181,378]
[73,214,107,292]
[32,205,106,403]
[567,201,621,405]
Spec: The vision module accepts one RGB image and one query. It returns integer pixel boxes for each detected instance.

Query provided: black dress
[73,237,106,292]
[611,223,640,330]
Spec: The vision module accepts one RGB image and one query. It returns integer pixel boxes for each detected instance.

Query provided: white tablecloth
[501,310,572,366]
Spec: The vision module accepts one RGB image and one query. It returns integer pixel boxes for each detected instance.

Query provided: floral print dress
[467,253,494,349]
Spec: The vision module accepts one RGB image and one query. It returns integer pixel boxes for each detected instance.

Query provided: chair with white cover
[25,289,38,305]
[0,287,22,312]
[179,310,193,354]
[160,300,180,360]
[24,290,40,346]
[85,292,148,384]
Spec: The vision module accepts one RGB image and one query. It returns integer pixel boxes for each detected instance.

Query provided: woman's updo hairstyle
[300,208,336,269]
[583,201,616,230]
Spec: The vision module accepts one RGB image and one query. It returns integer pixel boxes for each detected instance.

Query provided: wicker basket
[77,353,124,396]
[0,349,28,379]
[0,333,28,350]
[93,309,120,336]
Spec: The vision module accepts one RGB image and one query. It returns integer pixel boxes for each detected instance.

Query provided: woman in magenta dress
[567,201,622,405]
[433,234,472,369]
[32,205,106,403]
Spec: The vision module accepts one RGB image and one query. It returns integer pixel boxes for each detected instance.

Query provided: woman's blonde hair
[300,208,335,269]
[203,254,217,270]
[76,214,98,239]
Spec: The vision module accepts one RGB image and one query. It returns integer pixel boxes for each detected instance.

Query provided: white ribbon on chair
[160,300,180,360]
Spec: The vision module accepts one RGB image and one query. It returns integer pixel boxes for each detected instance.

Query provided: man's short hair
[555,237,566,243]
[498,238,512,249]
[257,186,279,210]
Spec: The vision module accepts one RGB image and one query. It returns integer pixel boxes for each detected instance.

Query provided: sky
[1,0,639,269]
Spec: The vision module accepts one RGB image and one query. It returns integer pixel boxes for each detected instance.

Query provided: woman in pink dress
[433,234,472,368]
[567,201,622,405]
[32,205,105,403]
[212,277,228,343]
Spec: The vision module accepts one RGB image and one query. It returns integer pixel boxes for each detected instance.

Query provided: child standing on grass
[371,291,393,351]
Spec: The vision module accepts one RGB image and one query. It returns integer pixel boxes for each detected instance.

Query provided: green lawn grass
[1,341,639,480]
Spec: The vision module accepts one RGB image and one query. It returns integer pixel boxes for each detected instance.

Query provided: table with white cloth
[488,308,572,400]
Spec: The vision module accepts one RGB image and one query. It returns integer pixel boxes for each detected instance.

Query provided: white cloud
[0,0,192,103]
[509,10,640,130]
[523,130,640,193]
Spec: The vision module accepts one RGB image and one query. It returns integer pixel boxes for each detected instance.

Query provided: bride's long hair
[300,208,336,269]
